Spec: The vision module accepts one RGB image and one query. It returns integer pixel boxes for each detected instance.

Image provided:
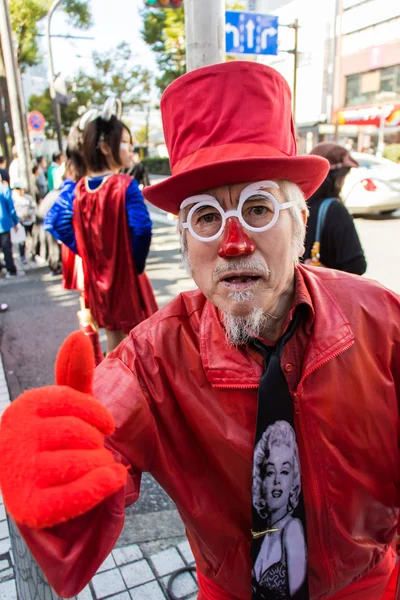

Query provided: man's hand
[0,332,127,529]
[13,225,19,232]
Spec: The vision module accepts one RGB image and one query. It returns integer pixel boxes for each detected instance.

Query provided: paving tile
[0,522,9,541]
[129,580,166,600]
[113,544,143,566]
[106,593,130,600]
[120,559,155,588]
[0,560,9,572]
[0,579,17,600]
[0,541,10,556]
[97,553,116,573]
[0,506,6,520]
[151,547,185,577]
[177,540,195,565]
[92,569,126,599]
[162,571,198,598]
[0,568,13,580]
[77,585,94,599]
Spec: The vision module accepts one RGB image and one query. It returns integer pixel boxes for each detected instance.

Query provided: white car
[341,152,400,215]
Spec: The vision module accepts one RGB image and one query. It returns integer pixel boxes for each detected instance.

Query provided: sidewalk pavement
[0,353,199,600]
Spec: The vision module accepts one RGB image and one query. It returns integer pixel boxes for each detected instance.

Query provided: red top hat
[144,61,329,214]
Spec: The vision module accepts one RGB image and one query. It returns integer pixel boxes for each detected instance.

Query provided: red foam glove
[0,331,127,529]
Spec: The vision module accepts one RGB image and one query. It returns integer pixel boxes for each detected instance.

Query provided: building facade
[334,0,400,152]
[248,0,338,152]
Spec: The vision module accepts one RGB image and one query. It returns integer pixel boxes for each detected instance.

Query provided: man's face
[184,181,301,320]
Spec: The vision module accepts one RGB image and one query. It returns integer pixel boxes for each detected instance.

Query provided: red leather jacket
[20,265,400,599]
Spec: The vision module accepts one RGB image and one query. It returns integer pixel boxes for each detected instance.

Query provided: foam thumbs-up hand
[0,332,127,529]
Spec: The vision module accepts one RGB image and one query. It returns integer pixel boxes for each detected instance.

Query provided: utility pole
[287,19,299,124]
[0,0,33,193]
[184,0,226,72]
[47,0,64,151]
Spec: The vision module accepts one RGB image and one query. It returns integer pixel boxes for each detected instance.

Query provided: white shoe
[5,271,25,279]
[0,303,8,312]
[34,255,47,265]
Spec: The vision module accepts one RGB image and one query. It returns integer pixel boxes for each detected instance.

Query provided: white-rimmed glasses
[180,181,294,242]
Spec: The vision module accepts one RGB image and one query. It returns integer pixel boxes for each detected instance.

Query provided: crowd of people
[0,149,66,278]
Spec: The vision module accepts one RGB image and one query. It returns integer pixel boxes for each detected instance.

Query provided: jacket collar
[200,265,354,388]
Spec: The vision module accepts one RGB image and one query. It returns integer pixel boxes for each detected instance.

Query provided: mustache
[213,259,270,282]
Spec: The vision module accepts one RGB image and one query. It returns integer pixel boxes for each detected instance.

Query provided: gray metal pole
[47,0,64,151]
[0,0,33,192]
[292,19,299,125]
[184,0,226,72]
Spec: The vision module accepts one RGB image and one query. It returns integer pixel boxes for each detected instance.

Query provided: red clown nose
[218,218,256,258]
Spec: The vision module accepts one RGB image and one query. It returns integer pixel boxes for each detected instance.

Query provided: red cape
[73,174,157,332]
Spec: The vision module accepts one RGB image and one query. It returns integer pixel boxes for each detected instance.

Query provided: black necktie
[251,308,310,600]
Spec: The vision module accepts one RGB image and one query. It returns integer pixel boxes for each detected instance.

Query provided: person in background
[47,151,64,191]
[9,146,20,189]
[0,177,20,277]
[45,115,104,364]
[35,156,48,199]
[47,100,157,354]
[302,142,367,275]
[32,165,41,204]
[11,180,36,265]
[123,151,150,189]
[0,157,10,186]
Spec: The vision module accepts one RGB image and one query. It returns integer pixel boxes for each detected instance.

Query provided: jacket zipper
[295,339,354,404]
[213,383,259,390]
[292,339,354,594]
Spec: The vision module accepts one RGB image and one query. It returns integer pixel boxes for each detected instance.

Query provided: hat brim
[144,155,329,214]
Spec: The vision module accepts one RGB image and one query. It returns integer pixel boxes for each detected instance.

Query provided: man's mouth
[219,273,262,290]
[271,490,282,498]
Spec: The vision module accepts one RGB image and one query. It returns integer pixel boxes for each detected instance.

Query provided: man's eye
[203,213,220,223]
[250,206,268,215]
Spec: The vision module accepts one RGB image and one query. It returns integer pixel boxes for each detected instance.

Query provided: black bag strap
[315,197,336,244]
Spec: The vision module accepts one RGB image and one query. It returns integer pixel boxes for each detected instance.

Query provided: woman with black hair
[46,100,157,354]
[302,142,367,275]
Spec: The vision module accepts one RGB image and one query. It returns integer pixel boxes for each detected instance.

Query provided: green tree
[135,125,149,146]
[28,42,153,138]
[9,0,92,69]
[75,41,152,108]
[141,6,185,94]
[141,1,246,95]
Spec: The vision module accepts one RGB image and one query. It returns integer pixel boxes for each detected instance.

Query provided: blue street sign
[225,11,278,56]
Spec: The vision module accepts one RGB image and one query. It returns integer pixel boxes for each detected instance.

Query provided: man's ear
[301,208,307,227]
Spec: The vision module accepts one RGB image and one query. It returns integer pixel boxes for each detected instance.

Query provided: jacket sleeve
[325,201,367,275]
[16,350,156,598]
[125,178,153,274]
[44,181,77,253]
[5,187,18,227]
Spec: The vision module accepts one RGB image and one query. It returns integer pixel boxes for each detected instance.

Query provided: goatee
[221,307,273,346]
